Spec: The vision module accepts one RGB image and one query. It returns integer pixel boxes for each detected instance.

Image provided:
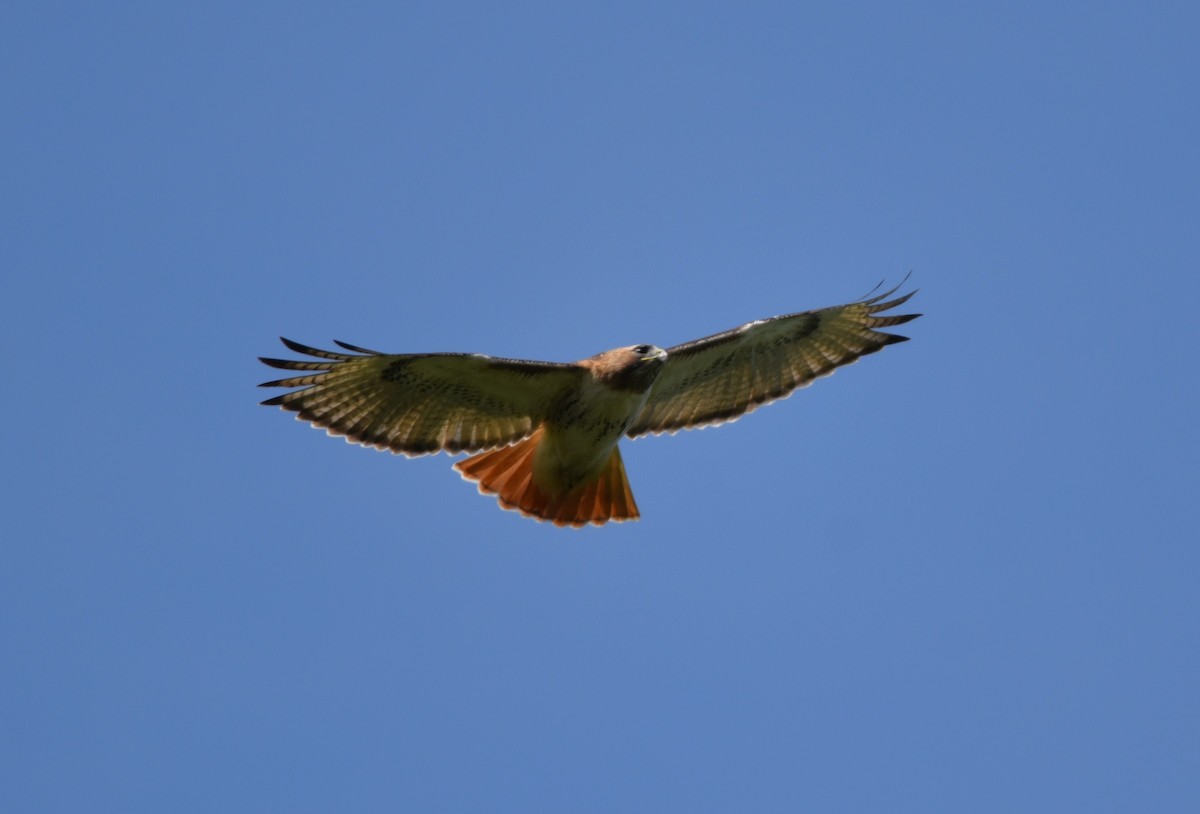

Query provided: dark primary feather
[625,281,921,437]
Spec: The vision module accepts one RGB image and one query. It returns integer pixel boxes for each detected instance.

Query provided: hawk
[259,281,920,526]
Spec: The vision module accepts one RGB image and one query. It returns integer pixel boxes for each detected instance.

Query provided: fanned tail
[453,428,640,527]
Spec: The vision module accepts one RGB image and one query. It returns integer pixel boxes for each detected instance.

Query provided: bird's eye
[634,344,652,354]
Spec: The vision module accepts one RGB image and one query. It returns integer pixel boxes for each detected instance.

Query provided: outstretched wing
[259,338,585,455]
[626,281,920,437]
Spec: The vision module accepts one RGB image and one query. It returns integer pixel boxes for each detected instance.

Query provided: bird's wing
[626,281,920,437]
[259,338,586,456]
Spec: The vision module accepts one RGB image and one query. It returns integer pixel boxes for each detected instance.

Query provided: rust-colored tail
[453,428,640,527]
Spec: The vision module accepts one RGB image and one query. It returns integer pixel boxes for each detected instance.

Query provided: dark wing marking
[626,280,920,437]
[259,338,585,455]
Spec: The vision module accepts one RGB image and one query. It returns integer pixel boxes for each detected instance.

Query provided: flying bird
[259,280,920,526]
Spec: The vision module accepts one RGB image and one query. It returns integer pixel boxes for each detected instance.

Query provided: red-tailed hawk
[259,281,919,526]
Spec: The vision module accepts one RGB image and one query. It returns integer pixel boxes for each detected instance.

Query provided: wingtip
[870,311,922,328]
[860,271,917,305]
[333,339,381,355]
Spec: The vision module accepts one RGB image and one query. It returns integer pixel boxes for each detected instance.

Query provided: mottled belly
[532,385,650,495]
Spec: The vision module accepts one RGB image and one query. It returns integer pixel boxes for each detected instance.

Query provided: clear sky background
[3,2,1197,812]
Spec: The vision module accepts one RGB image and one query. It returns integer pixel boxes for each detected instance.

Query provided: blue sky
[3,2,1197,811]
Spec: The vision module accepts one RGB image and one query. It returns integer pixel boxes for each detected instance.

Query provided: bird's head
[582,344,667,391]
[630,344,667,363]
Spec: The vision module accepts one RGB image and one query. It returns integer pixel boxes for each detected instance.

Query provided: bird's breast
[533,378,654,494]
